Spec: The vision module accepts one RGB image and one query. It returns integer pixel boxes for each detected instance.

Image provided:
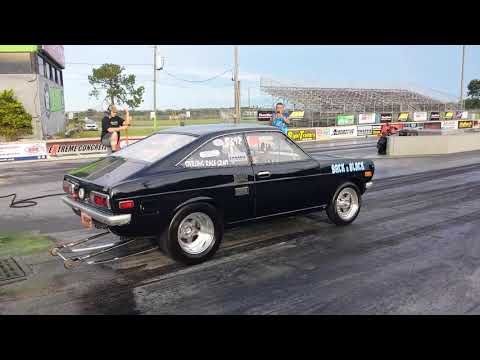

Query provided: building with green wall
[0,45,66,140]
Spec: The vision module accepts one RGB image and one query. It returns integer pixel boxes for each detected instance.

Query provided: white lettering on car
[331,161,365,174]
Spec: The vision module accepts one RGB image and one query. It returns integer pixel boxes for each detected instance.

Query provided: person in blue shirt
[271,102,290,134]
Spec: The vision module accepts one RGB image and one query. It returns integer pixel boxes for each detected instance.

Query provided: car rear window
[113,133,196,163]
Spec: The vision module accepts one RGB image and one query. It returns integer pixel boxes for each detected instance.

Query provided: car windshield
[113,133,196,163]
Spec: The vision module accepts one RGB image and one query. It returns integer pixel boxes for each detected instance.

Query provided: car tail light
[90,192,109,208]
[63,180,71,193]
[364,170,373,177]
[118,200,135,210]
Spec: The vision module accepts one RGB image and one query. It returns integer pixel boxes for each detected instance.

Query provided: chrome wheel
[177,212,215,255]
[335,187,359,221]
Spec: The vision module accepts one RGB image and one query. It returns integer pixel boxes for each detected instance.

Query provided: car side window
[246,132,310,165]
[182,134,250,168]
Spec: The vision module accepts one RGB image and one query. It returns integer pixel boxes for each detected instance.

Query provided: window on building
[54,68,58,84]
[0,53,33,74]
[49,64,54,81]
[59,70,63,86]
[37,55,44,76]
[44,59,49,78]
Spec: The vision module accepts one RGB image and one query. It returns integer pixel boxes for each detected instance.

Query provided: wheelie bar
[50,231,157,269]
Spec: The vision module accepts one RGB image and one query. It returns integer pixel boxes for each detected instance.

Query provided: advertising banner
[430,112,440,121]
[330,126,357,138]
[336,115,355,126]
[380,113,392,123]
[372,125,382,136]
[289,111,305,120]
[441,120,458,130]
[413,112,427,122]
[47,137,144,157]
[358,113,376,124]
[316,127,331,139]
[444,111,454,120]
[49,87,64,112]
[357,125,373,136]
[461,111,469,119]
[458,120,473,129]
[287,128,317,142]
[398,112,410,122]
[257,110,272,121]
[404,122,423,128]
[423,122,441,130]
[454,111,464,120]
[0,142,48,162]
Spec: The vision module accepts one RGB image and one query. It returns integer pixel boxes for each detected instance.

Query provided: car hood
[67,156,148,188]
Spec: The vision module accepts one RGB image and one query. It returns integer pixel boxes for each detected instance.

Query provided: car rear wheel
[326,182,361,226]
[158,203,223,265]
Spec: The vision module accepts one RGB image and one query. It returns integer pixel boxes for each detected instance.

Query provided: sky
[63,45,480,111]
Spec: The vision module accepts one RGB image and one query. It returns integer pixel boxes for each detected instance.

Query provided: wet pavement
[1,139,480,314]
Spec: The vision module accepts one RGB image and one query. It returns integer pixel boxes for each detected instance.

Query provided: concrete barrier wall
[387,132,480,156]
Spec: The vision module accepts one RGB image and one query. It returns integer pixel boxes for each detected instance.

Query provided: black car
[62,124,375,264]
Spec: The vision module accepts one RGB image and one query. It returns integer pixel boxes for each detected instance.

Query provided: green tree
[464,79,480,109]
[88,63,145,108]
[464,98,480,110]
[0,89,33,141]
[467,79,480,99]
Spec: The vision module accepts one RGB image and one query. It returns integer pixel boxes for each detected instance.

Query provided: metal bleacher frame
[260,77,460,128]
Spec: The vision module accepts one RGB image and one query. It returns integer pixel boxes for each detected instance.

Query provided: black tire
[326,182,362,226]
[377,136,387,155]
[158,202,223,265]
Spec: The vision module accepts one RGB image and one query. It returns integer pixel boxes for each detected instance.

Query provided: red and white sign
[47,137,145,157]
[0,142,48,162]
[414,112,428,122]
[441,120,458,130]
[358,113,376,124]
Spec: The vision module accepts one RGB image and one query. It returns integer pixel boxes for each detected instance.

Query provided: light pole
[233,46,240,123]
[153,46,165,129]
[153,45,158,130]
[460,45,466,110]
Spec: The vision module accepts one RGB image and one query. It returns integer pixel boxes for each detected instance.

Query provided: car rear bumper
[62,196,132,226]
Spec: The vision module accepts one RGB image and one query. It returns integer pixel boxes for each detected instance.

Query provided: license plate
[80,211,93,229]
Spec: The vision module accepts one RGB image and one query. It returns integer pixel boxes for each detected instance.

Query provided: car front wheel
[326,182,361,226]
[159,202,223,265]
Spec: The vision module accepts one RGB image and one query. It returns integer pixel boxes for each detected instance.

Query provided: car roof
[157,123,280,137]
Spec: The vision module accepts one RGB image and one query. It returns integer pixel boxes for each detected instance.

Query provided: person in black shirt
[101,105,129,153]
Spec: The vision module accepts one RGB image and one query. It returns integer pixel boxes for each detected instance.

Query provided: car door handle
[257,171,271,179]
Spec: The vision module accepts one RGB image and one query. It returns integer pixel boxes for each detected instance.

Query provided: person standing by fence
[271,102,290,134]
[101,105,130,154]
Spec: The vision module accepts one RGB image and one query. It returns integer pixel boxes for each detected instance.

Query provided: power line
[162,69,232,83]
[66,62,151,66]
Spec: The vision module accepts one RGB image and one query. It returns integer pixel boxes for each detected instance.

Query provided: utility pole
[153,45,158,130]
[233,46,240,123]
[460,45,466,111]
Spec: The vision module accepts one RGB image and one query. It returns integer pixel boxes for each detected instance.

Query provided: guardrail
[1,120,479,162]
[387,131,480,156]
